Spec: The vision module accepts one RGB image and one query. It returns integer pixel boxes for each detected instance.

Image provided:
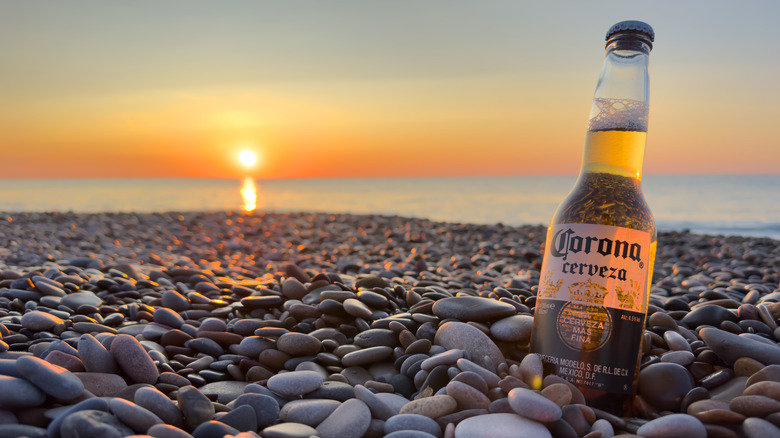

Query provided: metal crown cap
[606,20,654,43]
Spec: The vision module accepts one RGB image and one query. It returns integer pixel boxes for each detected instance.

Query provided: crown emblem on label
[615,281,641,310]
[538,271,563,298]
[569,279,609,305]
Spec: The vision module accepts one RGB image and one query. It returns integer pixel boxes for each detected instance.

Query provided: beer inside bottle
[530,21,657,416]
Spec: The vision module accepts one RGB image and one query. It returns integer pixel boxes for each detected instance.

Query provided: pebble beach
[1,211,779,438]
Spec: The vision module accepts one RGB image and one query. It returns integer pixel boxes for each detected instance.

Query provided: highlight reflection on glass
[241,177,257,212]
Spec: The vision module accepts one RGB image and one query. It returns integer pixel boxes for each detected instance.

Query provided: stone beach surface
[0,211,779,438]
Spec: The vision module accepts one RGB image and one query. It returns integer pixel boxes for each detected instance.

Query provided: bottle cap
[606,20,654,46]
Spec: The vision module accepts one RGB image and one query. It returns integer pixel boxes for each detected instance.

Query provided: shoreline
[1,211,779,437]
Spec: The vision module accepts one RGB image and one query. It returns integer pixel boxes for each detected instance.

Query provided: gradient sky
[2,0,779,179]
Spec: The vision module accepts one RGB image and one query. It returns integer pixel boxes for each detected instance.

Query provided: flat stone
[489,314,534,343]
[507,388,562,423]
[455,413,551,438]
[46,397,109,438]
[432,296,516,322]
[282,277,309,300]
[540,383,573,407]
[341,346,394,367]
[279,399,341,427]
[16,355,84,400]
[399,395,458,419]
[729,395,780,417]
[198,381,249,404]
[744,381,780,401]
[664,330,692,352]
[147,424,196,438]
[681,305,738,328]
[232,393,280,430]
[355,384,397,421]
[742,417,780,438]
[110,334,159,384]
[636,413,707,438]
[191,420,239,438]
[262,422,319,438]
[0,424,48,438]
[153,307,185,329]
[74,372,128,397]
[215,404,256,432]
[60,409,134,438]
[134,386,185,429]
[435,322,505,373]
[446,381,491,410]
[109,397,164,434]
[60,292,103,311]
[45,350,85,372]
[316,398,371,438]
[384,413,442,437]
[700,327,780,367]
[343,298,374,320]
[267,370,324,398]
[77,334,118,374]
[353,329,398,348]
[21,310,63,332]
[276,333,322,356]
[0,375,46,408]
[178,385,216,430]
[638,362,694,411]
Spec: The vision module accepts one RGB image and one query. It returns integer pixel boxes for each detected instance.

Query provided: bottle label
[532,223,652,394]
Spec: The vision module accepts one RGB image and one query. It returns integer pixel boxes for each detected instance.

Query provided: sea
[1,175,779,240]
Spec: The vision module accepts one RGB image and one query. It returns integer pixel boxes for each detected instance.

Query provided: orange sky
[1,1,779,179]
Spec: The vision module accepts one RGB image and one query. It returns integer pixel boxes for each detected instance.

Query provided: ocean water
[1,175,779,240]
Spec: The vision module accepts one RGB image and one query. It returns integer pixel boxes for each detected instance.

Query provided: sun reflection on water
[241,177,257,212]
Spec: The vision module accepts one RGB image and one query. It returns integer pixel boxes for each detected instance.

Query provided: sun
[238,150,258,168]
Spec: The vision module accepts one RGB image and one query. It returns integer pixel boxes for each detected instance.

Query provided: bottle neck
[580,38,650,181]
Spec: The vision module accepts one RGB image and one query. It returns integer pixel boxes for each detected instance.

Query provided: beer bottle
[530,20,657,416]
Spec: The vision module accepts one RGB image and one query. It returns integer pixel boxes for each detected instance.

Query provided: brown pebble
[744,381,780,402]
[729,395,780,417]
[734,357,766,377]
[541,383,572,407]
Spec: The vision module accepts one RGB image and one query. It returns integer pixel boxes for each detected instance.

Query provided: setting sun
[238,150,258,168]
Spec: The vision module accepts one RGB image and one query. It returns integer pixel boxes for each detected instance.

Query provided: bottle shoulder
[552,172,656,236]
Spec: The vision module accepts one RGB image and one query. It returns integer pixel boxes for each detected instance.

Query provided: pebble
[316,398,372,438]
[109,397,164,434]
[267,370,324,398]
[135,386,186,428]
[638,363,695,411]
[400,395,458,418]
[507,387,562,422]
[432,296,517,322]
[0,375,47,408]
[77,334,119,374]
[262,422,318,438]
[489,314,534,343]
[178,385,216,430]
[110,334,160,384]
[455,413,552,438]
[232,393,281,430]
[279,399,341,426]
[74,372,128,396]
[20,310,63,332]
[15,355,84,400]
[434,322,504,372]
[60,409,135,438]
[384,413,442,437]
[635,413,706,438]
[742,417,780,438]
[699,327,780,366]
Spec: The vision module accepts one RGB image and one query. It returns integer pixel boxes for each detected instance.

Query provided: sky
[1,0,779,179]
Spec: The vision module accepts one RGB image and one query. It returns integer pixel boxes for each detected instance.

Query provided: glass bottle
[530,20,657,416]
